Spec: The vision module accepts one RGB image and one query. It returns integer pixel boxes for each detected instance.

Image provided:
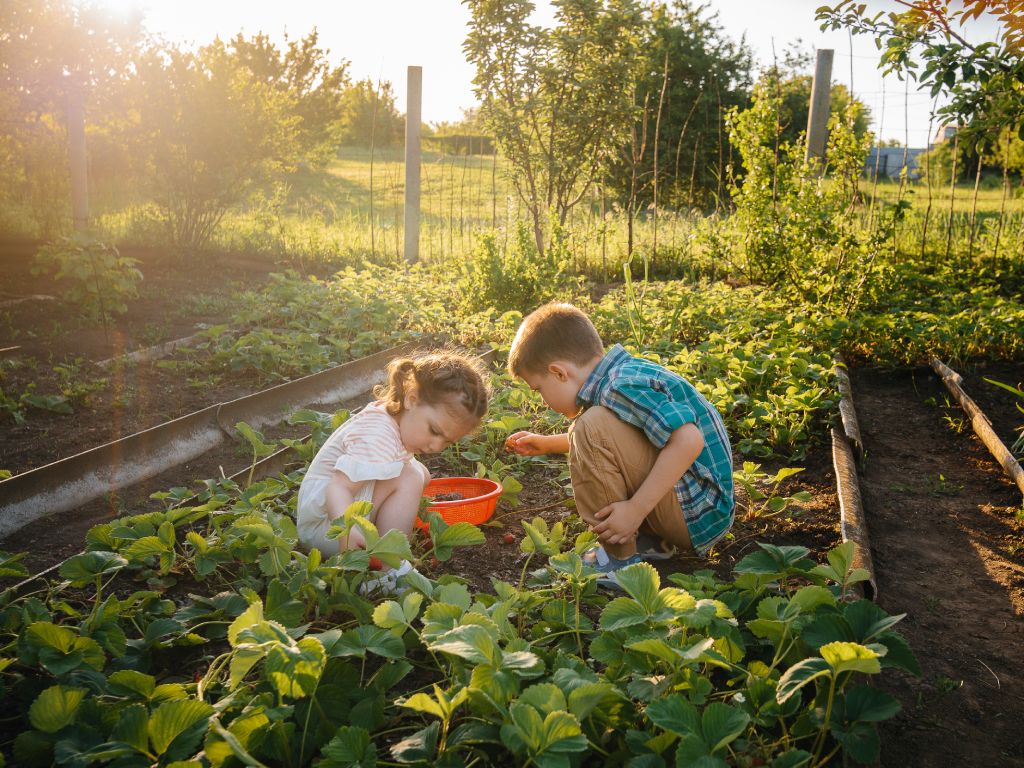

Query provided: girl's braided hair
[375,350,490,422]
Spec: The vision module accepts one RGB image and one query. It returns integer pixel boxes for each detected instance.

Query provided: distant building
[932,124,959,146]
[863,147,926,179]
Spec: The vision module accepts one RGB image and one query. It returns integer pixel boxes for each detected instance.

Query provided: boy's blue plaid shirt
[576,344,735,555]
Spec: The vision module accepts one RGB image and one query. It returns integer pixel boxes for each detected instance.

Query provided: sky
[112,0,1005,148]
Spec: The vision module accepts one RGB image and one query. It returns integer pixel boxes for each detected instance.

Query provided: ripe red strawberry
[502,533,516,544]
[430,557,441,568]
[368,556,383,571]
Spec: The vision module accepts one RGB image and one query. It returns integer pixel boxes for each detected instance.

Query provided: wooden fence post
[403,66,422,263]
[805,49,834,169]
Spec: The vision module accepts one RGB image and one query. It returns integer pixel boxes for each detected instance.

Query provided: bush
[457,221,582,314]
[32,234,143,322]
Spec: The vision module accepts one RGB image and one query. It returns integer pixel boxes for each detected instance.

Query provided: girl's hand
[505,431,548,456]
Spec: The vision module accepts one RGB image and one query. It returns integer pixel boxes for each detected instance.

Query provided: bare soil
[0,241,283,475]
[852,362,1024,767]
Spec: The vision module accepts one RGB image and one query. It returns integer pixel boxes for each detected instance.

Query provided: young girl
[296,350,490,585]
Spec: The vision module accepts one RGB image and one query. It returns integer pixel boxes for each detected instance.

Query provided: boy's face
[521,364,583,418]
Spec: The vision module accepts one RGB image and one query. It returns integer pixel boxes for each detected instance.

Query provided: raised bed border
[0,342,419,538]
[832,355,876,600]
[930,357,1024,497]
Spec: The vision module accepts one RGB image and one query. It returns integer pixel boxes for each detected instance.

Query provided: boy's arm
[506,431,570,455]
[592,423,705,545]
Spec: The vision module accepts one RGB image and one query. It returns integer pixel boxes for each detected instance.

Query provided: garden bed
[0,243,283,475]
[851,362,1024,766]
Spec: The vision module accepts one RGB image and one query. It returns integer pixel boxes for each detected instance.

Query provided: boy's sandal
[582,534,677,568]
[583,550,643,589]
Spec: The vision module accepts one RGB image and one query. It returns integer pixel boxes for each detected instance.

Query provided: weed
[734,462,812,519]
[32,233,143,333]
[927,474,963,497]
[53,359,108,407]
[933,676,964,695]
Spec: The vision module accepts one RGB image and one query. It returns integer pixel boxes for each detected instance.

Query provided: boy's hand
[591,500,646,545]
[505,431,547,456]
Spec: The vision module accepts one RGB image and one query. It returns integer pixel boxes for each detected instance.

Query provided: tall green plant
[32,234,143,326]
[714,84,880,311]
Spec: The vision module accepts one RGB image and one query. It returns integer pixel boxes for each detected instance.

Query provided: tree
[126,40,299,253]
[465,0,645,255]
[229,30,350,167]
[818,1,1024,154]
[602,0,753,225]
[337,78,404,148]
[0,0,143,234]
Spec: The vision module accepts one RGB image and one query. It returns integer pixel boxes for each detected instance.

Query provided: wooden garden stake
[931,358,1024,497]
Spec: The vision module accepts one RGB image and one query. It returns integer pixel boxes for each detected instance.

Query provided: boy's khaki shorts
[568,405,694,561]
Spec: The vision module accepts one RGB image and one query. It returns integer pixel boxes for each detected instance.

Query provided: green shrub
[457,221,582,313]
[32,234,143,323]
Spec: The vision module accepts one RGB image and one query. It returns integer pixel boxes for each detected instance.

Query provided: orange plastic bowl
[415,477,502,529]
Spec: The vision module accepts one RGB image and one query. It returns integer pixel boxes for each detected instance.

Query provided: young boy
[504,302,734,586]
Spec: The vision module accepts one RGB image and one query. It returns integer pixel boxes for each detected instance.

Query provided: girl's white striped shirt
[304,402,412,484]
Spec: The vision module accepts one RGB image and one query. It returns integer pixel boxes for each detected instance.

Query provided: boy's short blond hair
[508,302,604,377]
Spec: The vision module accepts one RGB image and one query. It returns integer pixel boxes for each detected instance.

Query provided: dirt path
[852,365,1024,767]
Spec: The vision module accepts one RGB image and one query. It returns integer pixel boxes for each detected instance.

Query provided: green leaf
[0,550,29,578]
[432,522,486,561]
[790,585,835,614]
[227,601,264,647]
[840,686,900,723]
[29,686,87,733]
[365,529,414,568]
[613,563,660,611]
[401,692,446,720]
[875,632,921,676]
[265,637,326,698]
[566,682,616,721]
[235,422,276,458]
[646,694,700,735]
[701,703,749,753]
[372,600,407,630]
[108,670,157,699]
[321,726,376,768]
[326,625,406,659]
[390,721,438,763]
[148,699,214,756]
[111,703,149,752]
[831,721,880,764]
[519,683,567,716]
[59,551,127,585]
[428,624,498,666]
[775,658,831,704]
[600,597,650,631]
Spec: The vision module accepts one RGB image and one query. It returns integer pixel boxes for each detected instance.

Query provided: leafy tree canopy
[818,0,1024,152]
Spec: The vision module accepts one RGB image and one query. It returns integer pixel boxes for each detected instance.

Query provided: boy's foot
[582,550,643,589]
[358,559,418,597]
[582,534,677,568]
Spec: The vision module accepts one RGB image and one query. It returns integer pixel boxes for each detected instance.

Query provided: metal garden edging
[0,342,416,538]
